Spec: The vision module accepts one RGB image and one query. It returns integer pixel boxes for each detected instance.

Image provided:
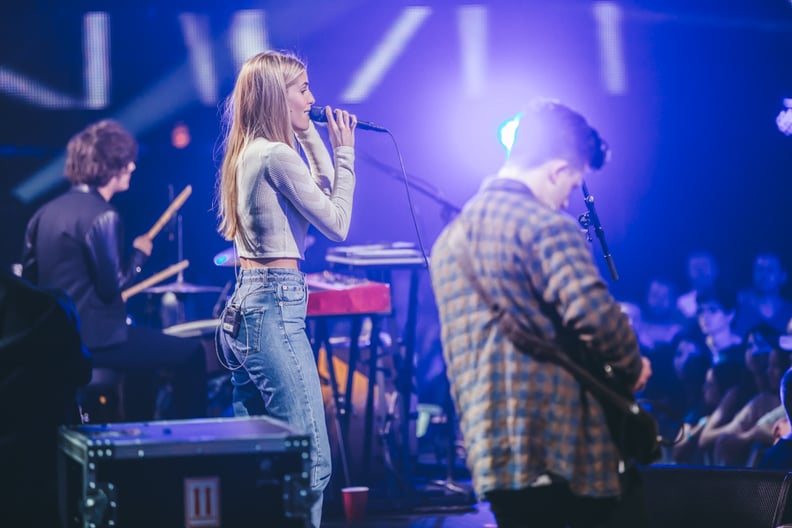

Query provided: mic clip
[577,212,593,242]
[580,182,619,281]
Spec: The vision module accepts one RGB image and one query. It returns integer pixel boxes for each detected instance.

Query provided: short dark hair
[64,119,138,187]
[695,289,735,314]
[742,322,781,352]
[508,98,609,171]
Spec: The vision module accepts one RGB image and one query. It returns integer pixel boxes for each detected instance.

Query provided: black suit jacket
[21,185,147,348]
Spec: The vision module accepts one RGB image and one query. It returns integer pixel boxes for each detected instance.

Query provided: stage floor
[323,501,497,527]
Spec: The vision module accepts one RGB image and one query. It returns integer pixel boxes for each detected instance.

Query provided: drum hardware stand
[377,390,412,497]
[166,185,186,320]
[425,404,473,499]
[376,392,475,509]
[161,214,187,324]
[143,211,187,327]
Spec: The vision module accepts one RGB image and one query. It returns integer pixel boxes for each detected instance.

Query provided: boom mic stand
[577,181,619,281]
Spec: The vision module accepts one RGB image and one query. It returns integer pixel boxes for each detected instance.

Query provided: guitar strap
[444,220,646,421]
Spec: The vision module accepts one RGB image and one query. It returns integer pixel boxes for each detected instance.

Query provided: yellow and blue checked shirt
[429,177,643,499]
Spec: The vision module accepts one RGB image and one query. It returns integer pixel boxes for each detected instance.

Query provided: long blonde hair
[217,50,307,241]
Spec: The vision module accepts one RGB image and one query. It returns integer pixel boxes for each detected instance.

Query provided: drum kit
[155,246,237,376]
[122,185,233,303]
[119,185,239,358]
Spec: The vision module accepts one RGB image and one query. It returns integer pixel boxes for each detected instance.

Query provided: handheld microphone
[309,106,388,133]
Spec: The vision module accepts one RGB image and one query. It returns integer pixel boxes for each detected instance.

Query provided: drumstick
[146,185,192,240]
[121,260,189,302]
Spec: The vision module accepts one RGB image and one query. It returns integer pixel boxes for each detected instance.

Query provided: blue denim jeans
[219,268,331,528]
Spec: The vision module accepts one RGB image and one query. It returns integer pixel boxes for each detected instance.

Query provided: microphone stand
[578,181,619,281]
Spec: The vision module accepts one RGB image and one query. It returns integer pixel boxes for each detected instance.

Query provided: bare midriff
[240,256,299,270]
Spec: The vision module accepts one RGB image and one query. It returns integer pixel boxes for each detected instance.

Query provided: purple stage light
[777,98,792,136]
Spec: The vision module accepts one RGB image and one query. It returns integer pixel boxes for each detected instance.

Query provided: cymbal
[213,247,238,267]
[143,281,224,294]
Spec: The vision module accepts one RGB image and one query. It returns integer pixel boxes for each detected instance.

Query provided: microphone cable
[379,129,431,270]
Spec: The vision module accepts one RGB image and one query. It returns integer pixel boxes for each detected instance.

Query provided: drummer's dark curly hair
[65,119,138,187]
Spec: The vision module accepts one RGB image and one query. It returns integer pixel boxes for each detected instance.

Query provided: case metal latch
[82,481,117,528]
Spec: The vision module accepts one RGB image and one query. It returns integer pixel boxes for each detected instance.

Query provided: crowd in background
[622,250,792,468]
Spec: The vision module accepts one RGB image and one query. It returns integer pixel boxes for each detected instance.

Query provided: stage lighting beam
[341,6,431,103]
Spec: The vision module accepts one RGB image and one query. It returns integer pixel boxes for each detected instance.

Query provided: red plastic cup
[341,486,369,523]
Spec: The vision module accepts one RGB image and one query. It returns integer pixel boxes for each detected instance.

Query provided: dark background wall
[2,0,792,317]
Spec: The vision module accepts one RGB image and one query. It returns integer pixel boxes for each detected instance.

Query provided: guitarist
[429,99,652,528]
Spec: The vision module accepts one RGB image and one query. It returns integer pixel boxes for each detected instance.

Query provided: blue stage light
[498,112,522,154]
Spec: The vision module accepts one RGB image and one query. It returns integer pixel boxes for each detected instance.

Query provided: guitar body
[503,312,662,465]
[597,385,662,465]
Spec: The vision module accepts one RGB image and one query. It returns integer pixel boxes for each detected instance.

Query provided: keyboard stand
[309,311,389,487]
[324,253,427,490]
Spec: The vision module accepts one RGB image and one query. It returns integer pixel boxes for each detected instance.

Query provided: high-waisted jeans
[219,268,331,528]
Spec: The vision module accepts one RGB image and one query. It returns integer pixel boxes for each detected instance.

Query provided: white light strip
[593,2,627,95]
[180,13,218,106]
[229,10,269,70]
[341,6,431,103]
[13,153,68,203]
[83,12,110,109]
[101,64,197,146]
[14,63,198,202]
[457,5,488,98]
[15,9,265,202]
[0,67,81,109]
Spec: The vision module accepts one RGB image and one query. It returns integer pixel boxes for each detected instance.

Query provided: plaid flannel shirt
[429,177,642,499]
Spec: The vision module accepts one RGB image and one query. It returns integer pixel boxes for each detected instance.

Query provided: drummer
[21,119,206,421]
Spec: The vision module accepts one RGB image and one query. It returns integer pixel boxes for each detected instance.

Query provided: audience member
[696,359,755,462]
[672,359,748,464]
[758,366,792,469]
[676,250,720,320]
[732,253,792,337]
[636,278,684,351]
[731,339,792,464]
[761,336,792,443]
[696,291,743,365]
[638,331,709,463]
[705,324,783,465]
[670,332,712,424]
